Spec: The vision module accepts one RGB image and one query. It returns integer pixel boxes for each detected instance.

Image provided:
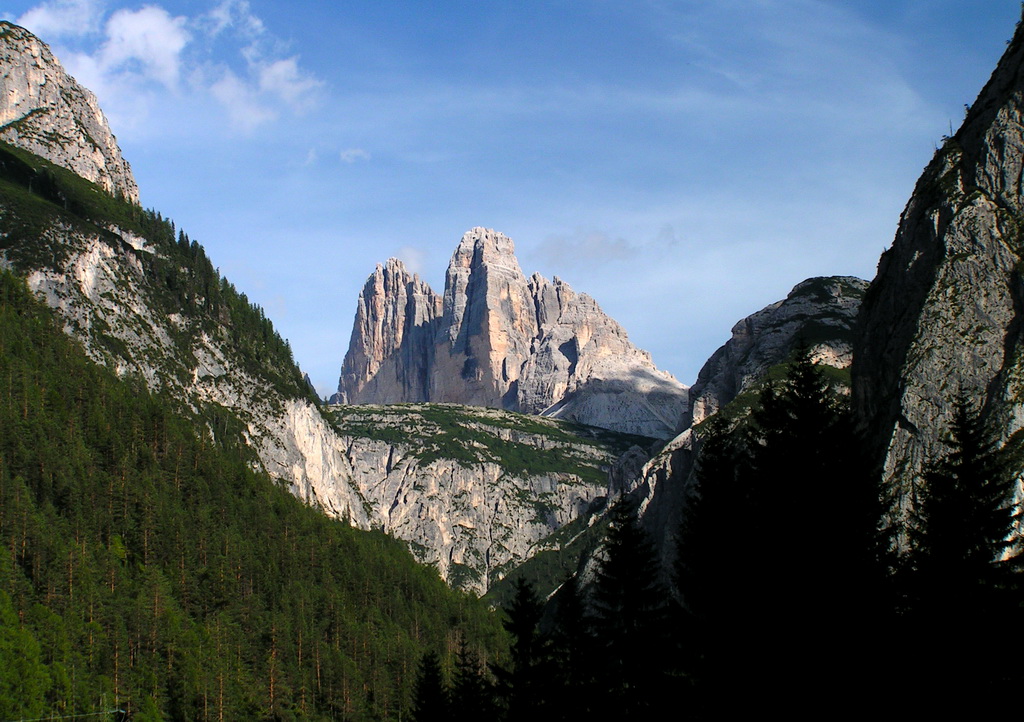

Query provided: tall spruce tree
[496,579,549,721]
[902,396,1022,707]
[411,651,448,722]
[589,495,673,719]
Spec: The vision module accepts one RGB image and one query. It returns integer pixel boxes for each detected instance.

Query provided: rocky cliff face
[336,258,442,404]
[329,404,641,594]
[0,23,138,204]
[336,227,689,438]
[688,276,867,427]
[853,18,1024,492]
[631,276,868,545]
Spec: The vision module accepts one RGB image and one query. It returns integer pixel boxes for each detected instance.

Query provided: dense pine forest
[0,270,503,720]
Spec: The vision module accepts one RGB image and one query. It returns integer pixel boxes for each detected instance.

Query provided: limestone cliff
[329,404,642,594]
[0,22,138,203]
[335,258,442,404]
[688,276,867,427]
[336,227,689,438]
[853,17,1024,492]
[632,276,868,545]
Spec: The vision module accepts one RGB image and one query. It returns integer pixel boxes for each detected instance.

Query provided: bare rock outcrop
[688,276,867,427]
[336,227,689,438]
[632,276,868,547]
[0,22,139,203]
[853,16,1024,492]
[334,258,442,404]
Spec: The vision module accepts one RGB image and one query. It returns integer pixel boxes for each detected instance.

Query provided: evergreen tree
[908,396,1019,587]
[450,637,496,720]
[546,572,600,720]
[589,495,672,720]
[411,650,448,722]
[902,396,1022,708]
[496,578,548,720]
[676,348,892,712]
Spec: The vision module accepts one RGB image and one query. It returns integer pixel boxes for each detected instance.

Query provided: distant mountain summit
[0,21,138,203]
[334,227,690,438]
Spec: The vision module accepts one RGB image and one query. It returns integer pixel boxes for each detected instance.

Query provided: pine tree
[902,396,1022,707]
[497,578,547,720]
[909,396,1019,587]
[589,495,672,719]
[411,650,448,722]
[449,638,496,720]
[676,348,892,711]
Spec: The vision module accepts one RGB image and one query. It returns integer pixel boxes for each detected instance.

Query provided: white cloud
[98,6,189,87]
[16,0,104,40]
[13,0,322,134]
[532,230,639,270]
[340,148,370,163]
[258,56,320,106]
[199,0,264,40]
[210,69,277,130]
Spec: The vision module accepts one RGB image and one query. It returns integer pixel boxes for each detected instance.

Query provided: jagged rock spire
[335,227,689,438]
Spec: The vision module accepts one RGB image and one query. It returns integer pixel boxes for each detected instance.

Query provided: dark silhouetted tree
[589,495,673,720]
[411,650,448,722]
[902,395,1022,709]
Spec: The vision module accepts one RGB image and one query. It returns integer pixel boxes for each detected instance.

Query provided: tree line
[411,348,1024,718]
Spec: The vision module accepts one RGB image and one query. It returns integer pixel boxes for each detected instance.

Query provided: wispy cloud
[531,227,680,271]
[15,0,103,40]
[13,0,321,134]
[340,148,370,163]
[395,246,427,276]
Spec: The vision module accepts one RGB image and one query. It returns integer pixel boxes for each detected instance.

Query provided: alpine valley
[4,9,1024,722]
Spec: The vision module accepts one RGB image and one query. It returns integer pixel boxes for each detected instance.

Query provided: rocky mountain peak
[450,226,520,270]
[335,228,689,438]
[0,22,139,203]
[687,275,867,427]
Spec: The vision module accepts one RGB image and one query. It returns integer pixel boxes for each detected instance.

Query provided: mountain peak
[336,228,689,437]
[0,21,139,203]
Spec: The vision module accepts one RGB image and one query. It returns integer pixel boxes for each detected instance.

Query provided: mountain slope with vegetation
[0,269,503,720]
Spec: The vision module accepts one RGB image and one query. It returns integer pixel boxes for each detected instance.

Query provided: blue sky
[3,0,1021,397]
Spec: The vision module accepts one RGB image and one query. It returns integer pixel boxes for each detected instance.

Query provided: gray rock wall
[0,22,139,203]
[853,17,1024,493]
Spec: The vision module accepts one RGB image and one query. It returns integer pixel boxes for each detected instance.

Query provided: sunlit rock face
[335,227,690,438]
[0,22,139,203]
[688,276,867,428]
[853,18,1024,493]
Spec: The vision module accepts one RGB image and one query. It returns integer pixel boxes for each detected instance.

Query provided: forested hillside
[0,270,503,720]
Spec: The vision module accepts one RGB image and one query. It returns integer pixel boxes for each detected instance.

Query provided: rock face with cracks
[0,22,138,204]
[853,17,1024,495]
[335,227,690,438]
